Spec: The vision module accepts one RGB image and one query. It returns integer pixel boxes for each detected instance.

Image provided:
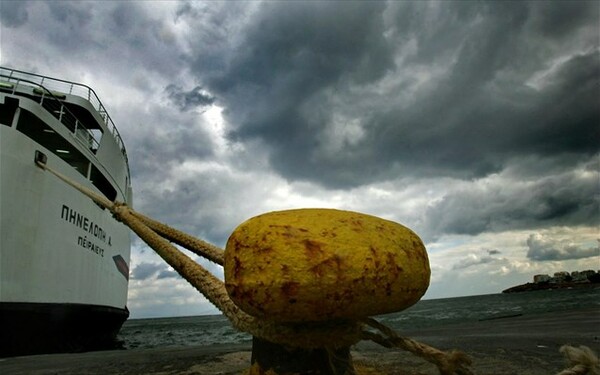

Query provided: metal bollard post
[250,336,355,375]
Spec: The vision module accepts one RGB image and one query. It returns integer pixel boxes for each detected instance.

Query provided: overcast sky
[1,0,598,319]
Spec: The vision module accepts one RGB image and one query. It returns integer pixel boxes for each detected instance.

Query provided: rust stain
[386,252,400,278]
[281,281,300,297]
[233,256,243,278]
[255,245,273,254]
[385,282,392,296]
[302,239,324,258]
[320,229,337,238]
[350,218,364,232]
[369,245,377,256]
[309,255,343,278]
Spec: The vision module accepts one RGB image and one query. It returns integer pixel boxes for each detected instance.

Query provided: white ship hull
[0,67,132,356]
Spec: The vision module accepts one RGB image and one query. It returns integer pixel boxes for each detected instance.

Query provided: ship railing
[1,74,102,153]
[0,67,130,177]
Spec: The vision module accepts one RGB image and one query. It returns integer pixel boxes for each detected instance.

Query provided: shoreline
[502,280,600,293]
[1,308,598,374]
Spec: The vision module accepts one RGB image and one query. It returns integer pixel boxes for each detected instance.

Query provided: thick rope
[362,318,474,375]
[36,159,474,374]
[128,209,224,265]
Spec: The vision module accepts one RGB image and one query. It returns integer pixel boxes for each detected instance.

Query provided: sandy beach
[1,308,598,375]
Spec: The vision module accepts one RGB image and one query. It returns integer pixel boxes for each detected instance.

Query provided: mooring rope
[37,159,473,374]
[362,318,474,375]
[128,209,225,265]
[556,345,600,375]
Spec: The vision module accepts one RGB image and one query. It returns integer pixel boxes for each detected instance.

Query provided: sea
[117,286,600,350]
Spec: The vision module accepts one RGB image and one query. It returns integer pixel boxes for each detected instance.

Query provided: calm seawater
[118,286,600,350]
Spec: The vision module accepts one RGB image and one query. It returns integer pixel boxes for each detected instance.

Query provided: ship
[0,67,132,356]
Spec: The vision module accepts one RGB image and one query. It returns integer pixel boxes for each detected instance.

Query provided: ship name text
[61,204,108,243]
[61,204,112,257]
[77,236,105,257]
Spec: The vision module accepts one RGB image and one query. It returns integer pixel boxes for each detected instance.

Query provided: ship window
[0,97,19,126]
[90,166,117,201]
[16,109,90,177]
[17,109,118,201]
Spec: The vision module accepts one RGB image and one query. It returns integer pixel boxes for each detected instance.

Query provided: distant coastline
[502,269,600,293]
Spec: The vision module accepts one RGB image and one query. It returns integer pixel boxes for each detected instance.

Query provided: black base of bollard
[251,336,355,375]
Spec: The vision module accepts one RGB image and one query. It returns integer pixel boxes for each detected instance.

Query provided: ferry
[0,67,132,356]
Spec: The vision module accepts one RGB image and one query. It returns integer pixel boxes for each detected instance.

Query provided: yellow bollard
[224,208,431,374]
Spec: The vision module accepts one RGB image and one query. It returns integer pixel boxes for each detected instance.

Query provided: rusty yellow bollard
[224,209,431,374]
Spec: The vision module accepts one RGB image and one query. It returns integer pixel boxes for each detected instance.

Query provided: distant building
[571,270,598,283]
[533,274,551,283]
[503,269,600,293]
[550,271,570,284]
[581,270,597,278]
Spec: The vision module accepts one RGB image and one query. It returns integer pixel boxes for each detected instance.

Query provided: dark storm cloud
[37,1,98,54]
[372,49,599,180]
[531,2,598,38]
[132,171,241,249]
[0,0,30,27]
[183,1,395,184]
[166,84,215,112]
[4,0,596,250]
[5,1,186,79]
[181,1,598,188]
[116,102,216,183]
[167,1,600,241]
[424,158,599,237]
[366,4,599,182]
[46,1,92,28]
[526,235,600,261]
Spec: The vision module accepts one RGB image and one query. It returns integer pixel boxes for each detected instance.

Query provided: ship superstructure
[0,67,132,356]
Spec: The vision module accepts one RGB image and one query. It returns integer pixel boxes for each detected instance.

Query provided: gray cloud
[526,234,600,261]
[0,0,31,27]
[131,262,180,280]
[115,101,216,185]
[166,84,215,112]
[452,254,499,270]
[4,0,595,241]
[128,1,599,242]
[178,1,599,189]
[46,1,92,29]
[423,157,599,237]
[157,269,179,279]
